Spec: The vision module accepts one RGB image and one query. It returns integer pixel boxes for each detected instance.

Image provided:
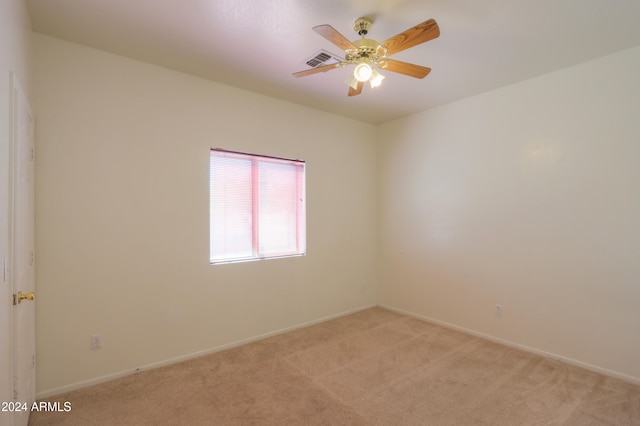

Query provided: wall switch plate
[495,305,503,317]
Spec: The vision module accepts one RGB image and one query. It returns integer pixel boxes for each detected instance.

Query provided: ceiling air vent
[304,49,342,68]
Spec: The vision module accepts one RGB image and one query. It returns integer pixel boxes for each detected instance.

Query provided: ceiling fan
[293,17,440,96]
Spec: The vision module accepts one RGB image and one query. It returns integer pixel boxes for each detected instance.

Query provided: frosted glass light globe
[354,63,373,82]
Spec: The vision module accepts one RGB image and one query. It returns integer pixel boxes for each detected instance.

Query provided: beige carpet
[30,307,640,425]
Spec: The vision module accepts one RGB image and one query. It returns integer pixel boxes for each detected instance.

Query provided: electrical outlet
[90,334,102,350]
[495,305,503,318]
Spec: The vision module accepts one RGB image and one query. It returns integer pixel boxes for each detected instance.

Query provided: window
[209,149,306,264]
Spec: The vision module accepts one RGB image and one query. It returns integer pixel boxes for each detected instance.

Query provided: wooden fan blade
[348,81,364,97]
[382,59,431,79]
[313,25,357,51]
[380,19,440,56]
[292,62,343,78]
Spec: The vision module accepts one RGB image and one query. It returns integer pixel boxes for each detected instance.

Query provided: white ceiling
[25,0,640,124]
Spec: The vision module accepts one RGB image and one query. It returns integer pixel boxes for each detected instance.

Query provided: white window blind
[209,149,306,264]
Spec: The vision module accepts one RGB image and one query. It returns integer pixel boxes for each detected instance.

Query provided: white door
[10,74,36,426]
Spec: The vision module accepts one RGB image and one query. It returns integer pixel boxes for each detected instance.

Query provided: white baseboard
[39,302,637,399]
[36,304,377,399]
[379,304,640,386]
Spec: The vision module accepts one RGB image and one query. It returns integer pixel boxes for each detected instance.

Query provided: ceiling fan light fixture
[353,62,373,82]
[369,68,385,88]
[345,75,359,90]
[294,18,440,97]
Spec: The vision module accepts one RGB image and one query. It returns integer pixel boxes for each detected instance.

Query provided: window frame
[209,148,306,265]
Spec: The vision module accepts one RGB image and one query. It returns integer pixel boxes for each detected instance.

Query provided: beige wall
[378,46,640,382]
[32,30,640,396]
[33,34,378,396]
[0,0,33,413]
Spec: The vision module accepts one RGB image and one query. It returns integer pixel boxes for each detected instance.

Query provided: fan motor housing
[347,18,387,64]
[345,39,386,63]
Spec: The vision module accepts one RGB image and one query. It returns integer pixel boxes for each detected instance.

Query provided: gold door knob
[16,291,35,304]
